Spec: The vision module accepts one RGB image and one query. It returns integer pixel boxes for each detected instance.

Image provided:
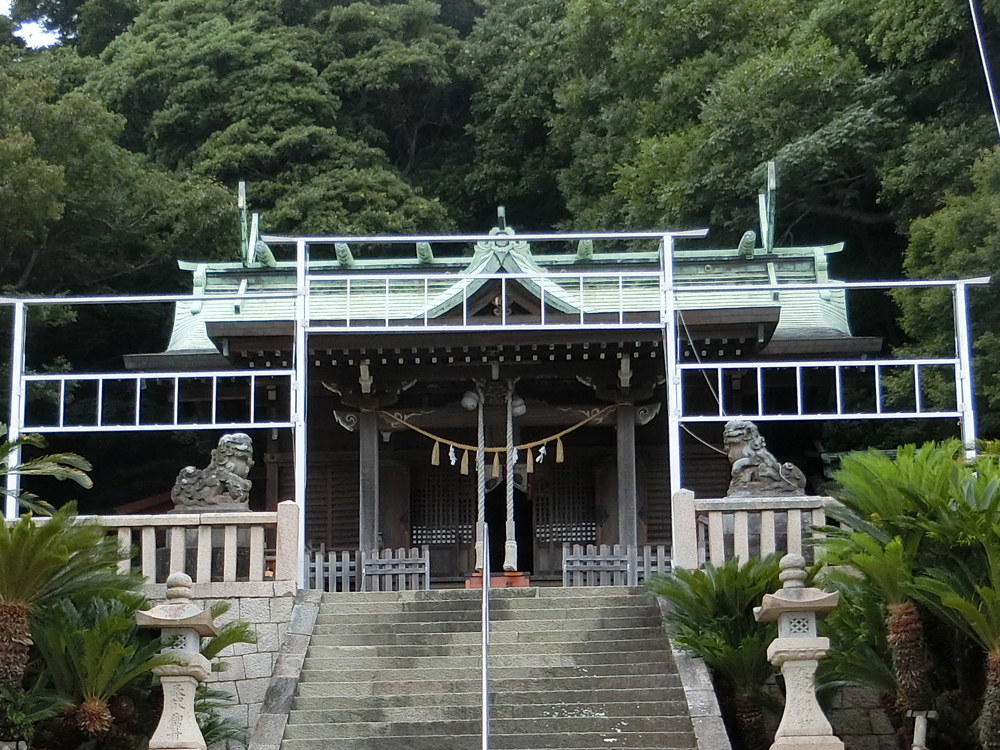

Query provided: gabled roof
[141,225,873,365]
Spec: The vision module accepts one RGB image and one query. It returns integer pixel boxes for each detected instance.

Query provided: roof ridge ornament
[474,205,532,260]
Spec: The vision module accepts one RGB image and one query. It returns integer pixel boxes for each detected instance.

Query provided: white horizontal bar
[0,292,297,307]
[678,358,959,370]
[262,229,709,244]
[306,323,666,334]
[20,421,296,434]
[23,370,295,382]
[673,277,990,293]
[679,412,961,423]
[308,270,664,283]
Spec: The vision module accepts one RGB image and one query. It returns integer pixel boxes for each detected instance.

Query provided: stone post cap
[754,554,839,622]
[136,572,220,636]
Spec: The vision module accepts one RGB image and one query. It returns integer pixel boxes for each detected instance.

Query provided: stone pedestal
[137,573,220,750]
[755,555,843,750]
[465,571,530,588]
[150,656,212,750]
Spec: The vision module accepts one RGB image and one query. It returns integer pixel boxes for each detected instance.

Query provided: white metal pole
[480,521,490,750]
[475,388,487,572]
[955,282,978,458]
[662,235,682,496]
[503,383,517,571]
[969,0,1000,143]
[293,239,309,586]
[5,301,25,520]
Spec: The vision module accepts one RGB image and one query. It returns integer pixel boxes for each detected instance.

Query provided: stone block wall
[143,579,297,731]
[827,687,898,750]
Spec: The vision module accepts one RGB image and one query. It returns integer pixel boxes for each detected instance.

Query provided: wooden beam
[359,409,379,554]
[617,404,638,548]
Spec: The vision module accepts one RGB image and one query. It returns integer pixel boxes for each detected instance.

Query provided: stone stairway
[280,586,701,750]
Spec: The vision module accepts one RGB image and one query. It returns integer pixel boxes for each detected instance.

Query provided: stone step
[280,731,697,750]
[308,625,665,646]
[315,594,648,614]
[312,613,661,630]
[301,649,673,671]
[311,625,665,646]
[279,588,696,750]
[291,686,689,711]
[287,699,689,724]
[305,638,669,657]
[298,662,676,683]
[282,715,694,740]
[296,673,683,698]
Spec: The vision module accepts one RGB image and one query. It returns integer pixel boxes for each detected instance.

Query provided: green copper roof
[165,230,853,355]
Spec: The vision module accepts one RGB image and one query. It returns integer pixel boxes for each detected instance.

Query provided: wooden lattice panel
[532,464,597,544]
[410,467,476,546]
[280,458,360,550]
[643,458,672,545]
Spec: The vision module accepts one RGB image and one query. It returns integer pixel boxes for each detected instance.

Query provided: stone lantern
[136,572,220,750]
[754,554,843,750]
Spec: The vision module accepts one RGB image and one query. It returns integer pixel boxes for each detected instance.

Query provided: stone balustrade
[672,490,836,569]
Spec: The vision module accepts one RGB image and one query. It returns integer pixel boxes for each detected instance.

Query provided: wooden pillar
[617,404,638,548]
[359,409,380,554]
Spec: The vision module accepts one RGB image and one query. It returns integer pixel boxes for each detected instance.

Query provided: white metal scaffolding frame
[0,230,988,591]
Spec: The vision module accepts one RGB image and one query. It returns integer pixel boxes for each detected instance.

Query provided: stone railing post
[275,500,299,583]
[671,489,698,570]
[754,554,843,750]
[136,572,220,750]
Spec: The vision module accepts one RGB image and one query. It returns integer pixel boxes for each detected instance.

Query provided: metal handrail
[481,524,490,750]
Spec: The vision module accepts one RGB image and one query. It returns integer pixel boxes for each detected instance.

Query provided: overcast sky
[2,0,59,47]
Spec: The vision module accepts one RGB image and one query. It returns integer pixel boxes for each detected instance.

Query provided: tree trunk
[886,599,933,710]
[0,600,32,688]
[981,650,1000,750]
[733,692,769,750]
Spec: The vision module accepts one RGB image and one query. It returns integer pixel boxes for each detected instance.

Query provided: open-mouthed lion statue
[171,433,254,511]
[722,420,806,497]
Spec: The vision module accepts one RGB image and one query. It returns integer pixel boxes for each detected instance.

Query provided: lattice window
[788,616,812,635]
[532,464,597,544]
[410,467,476,546]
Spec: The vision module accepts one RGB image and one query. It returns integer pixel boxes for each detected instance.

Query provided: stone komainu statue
[722,420,806,497]
[171,433,254,511]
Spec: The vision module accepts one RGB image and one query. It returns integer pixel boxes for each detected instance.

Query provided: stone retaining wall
[143,579,297,731]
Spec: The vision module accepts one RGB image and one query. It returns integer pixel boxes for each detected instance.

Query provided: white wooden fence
[562,543,671,586]
[306,546,431,591]
[671,490,835,569]
[66,500,299,584]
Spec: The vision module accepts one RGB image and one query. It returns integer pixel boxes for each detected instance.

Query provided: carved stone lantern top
[136,572,219,637]
[754,554,839,625]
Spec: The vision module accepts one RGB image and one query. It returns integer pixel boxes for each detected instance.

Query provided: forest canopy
[2,0,1000,435]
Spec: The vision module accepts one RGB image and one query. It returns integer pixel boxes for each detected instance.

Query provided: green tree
[86,0,452,238]
[893,148,1000,436]
[0,51,234,295]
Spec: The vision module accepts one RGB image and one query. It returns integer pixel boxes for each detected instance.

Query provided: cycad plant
[0,503,139,691]
[647,555,780,750]
[0,427,94,516]
[822,442,971,712]
[33,596,172,736]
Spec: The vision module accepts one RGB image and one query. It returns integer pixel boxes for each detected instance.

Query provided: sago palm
[648,555,780,750]
[914,534,1000,750]
[0,503,138,690]
[33,597,171,735]
[0,427,93,516]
